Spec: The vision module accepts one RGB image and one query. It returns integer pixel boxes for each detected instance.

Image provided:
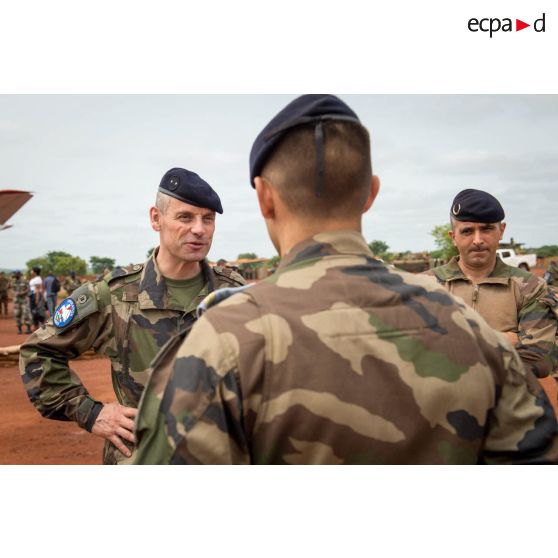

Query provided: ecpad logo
[468,13,546,37]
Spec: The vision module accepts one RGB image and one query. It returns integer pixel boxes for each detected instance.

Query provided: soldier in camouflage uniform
[424,189,558,381]
[0,271,9,316]
[19,168,245,464]
[12,270,32,334]
[134,95,558,465]
[62,271,82,296]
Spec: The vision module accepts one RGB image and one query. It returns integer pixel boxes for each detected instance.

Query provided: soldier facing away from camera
[134,95,558,465]
[19,168,244,464]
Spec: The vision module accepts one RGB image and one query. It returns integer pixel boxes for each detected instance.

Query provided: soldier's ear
[149,206,162,232]
[255,176,276,220]
[499,222,506,239]
[362,175,380,214]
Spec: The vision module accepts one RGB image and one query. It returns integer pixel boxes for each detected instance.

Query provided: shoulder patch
[197,284,252,317]
[53,297,77,328]
[53,282,101,334]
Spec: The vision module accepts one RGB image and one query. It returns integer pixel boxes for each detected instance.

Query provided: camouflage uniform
[424,256,558,379]
[13,277,32,329]
[0,275,9,315]
[63,276,82,296]
[134,231,558,465]
[19,250,245,464]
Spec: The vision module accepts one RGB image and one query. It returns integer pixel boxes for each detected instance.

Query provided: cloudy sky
[1,94,557,269]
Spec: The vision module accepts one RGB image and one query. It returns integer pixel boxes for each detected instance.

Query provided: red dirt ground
[0,303,114,464]
[1,302,557,465]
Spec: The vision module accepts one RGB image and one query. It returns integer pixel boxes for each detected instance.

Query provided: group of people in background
[0,268,82,334]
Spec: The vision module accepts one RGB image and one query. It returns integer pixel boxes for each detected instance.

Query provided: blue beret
[249,94,362,188]
[451,189,505,223]
[159,168,223,214]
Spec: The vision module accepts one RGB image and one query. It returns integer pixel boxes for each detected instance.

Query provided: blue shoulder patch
[53,297,77,328]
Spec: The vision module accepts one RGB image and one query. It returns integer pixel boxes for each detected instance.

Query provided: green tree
[532,245,558,258]
[237,252,258,260]
[90,256,116,275]
[266,255,281,269]
[146,247,155,259]
[368,240,389,257]
[430,223,458,261]
[26,251,87,276]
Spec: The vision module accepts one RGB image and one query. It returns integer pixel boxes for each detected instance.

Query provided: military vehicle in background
[496,248,537,271]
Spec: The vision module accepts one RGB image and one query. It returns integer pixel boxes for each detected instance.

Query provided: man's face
[449,221,505,269]
[151,197,216,263]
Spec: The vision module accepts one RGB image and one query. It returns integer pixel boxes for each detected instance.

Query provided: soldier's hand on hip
[91,402,138,458]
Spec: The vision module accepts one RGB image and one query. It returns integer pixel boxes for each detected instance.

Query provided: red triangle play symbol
[516,19,530,31]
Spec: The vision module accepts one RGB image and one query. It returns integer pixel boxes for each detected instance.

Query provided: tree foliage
[368,240,389,257]
[532,245,558,258]
[430,223,458,261]
[237,252,258,260]
[90,256,116,275]
[26,251,87,276]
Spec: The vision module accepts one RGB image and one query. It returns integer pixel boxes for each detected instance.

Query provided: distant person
[28,266,45,329]
[19,167,245,464]
[544,260,558,288]
[63,271,81,296]
[134,95,558,465]
[43,271,61,317]
[12,270,32,334]
[0,271,9,317]
[425,189,558,380]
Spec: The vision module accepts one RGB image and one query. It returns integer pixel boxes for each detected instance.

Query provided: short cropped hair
[155,191,171,214]
[261,121,372,219]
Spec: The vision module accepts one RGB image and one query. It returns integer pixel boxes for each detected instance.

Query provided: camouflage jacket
[134,230,558,465]
[19,251,245,464]
[63,277,82,295]
[12,278,29,301]
[0,276,9,293]
[424,257,558,379]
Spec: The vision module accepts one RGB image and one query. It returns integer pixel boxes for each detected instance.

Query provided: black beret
[159,168,223,214]
[451,189,505,223]
[249,94,362,188]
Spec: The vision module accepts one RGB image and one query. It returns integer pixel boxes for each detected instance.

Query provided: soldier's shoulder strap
[210,265,246,287]
[99,263,144,304]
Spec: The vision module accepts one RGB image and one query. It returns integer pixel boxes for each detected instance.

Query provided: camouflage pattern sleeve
[19,281,112,431]
[478,325,558,464]
[515,279,558,379]
[134,292,259,464]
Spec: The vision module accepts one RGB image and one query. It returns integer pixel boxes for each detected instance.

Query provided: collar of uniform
[137,248,215,311]
[442,255,510,285]
[277,229,372,271]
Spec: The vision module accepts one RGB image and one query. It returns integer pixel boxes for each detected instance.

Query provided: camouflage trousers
[14,298,32,327]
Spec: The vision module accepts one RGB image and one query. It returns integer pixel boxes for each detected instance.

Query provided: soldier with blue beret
[19,167,244,464]
[426,188,558,380]
[135,96,558,465]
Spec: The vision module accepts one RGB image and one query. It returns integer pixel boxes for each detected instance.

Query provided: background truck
[496,248,537,270]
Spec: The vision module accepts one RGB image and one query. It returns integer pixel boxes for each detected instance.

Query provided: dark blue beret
[451,189,505,223]
[249,94,362,188]
[159,168,223,214]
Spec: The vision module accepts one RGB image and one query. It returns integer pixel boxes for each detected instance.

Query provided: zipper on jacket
[472,284,480,309]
